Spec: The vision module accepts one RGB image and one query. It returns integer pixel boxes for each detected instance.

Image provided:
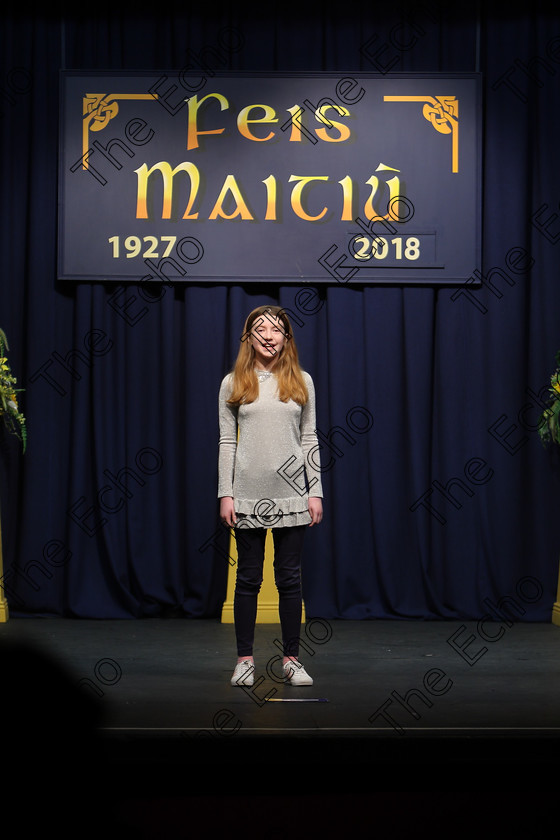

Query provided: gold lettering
[314,104,351,143]
[187,92,229,151]
[262,175,278,220]
[237,104,278,142]
[134,161,200,219]
[338,175,354,221]
[364,165,401,221]
[208,174,254,220]
[288,175,329,221]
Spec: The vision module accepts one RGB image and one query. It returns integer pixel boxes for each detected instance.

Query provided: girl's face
[249,311,288,367]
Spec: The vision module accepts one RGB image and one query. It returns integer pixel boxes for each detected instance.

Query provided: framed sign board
[58,71,481,284]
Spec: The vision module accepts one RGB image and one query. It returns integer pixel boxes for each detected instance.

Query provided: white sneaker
[283,659,313,686]
[231,660,255,686]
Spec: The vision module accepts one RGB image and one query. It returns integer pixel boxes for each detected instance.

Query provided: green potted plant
[538,351,560,448]
[0,328,26,620]
[0,328,26,452]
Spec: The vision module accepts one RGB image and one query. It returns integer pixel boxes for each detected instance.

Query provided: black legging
[233,525,306,657]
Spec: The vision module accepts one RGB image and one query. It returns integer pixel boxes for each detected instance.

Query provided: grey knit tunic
[218,370,323,528]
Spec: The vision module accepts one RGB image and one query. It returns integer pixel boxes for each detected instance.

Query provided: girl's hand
[220,497,237,528]
[308,497,323,527]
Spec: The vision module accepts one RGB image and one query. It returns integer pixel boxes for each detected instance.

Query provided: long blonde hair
[227,305,309,405]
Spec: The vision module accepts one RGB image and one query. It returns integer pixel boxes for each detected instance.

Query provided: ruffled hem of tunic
[234,496,312,516]
[235,510,312,528]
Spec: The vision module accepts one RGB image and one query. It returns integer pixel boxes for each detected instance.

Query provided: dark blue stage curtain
[1,3,559,619]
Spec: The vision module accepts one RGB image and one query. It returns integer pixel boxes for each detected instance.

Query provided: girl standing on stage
[218,305,323,687]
